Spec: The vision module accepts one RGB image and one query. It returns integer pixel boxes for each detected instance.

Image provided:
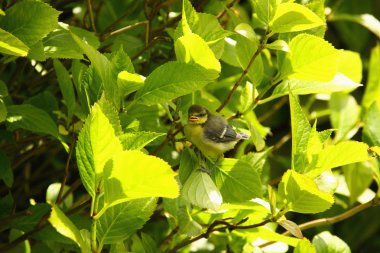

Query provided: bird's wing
[204,119,238,143]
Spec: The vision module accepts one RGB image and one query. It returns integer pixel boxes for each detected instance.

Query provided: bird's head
[187,104,208,125]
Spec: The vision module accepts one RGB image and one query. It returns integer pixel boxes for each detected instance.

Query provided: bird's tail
[237,132,250,140]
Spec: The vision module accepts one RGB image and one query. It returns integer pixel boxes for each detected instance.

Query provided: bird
[184,104,249,161]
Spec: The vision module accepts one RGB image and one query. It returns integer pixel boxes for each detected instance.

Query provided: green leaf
[117,71,144,97]
[289,92,311,173]
[0,28,29,56]
[10,204,51,231]
[250,0,277,25]
[6,104,58,138]
[312,231,350,253]
[270,3,324,34]
[279,170,334,213]
[97,198,157,244]
[71,33,119,108]
[0,80,8,97]
[213,158,263,202]
[182,170,222,210]
[103,150,179,207]
[175,32,221,75]
[337,50,362,84]
[134,62,215,105]
[0,99,7,123]
[329,93,360,142]
[76,103,123,197]
[179,148,199,185]
[49,205,91,253]
[268,73,361,102]
[119,131,165,150]
[181,0,198,35]
[46,183,73,210]
[307,141,370,178]
[362,44,380,109]
[43,23,100,59]
[343,162,373,203]
[54,60,76,118]
[9,229,31,253]
[281,34,339,81]
[0,1,60,46]
[0,192,13,220]
[178,205,202,236]
[363,102,380,146]
[294,238,316,253]
[0,151,12,187]
[235,33,264,86]
[266,39,290,52]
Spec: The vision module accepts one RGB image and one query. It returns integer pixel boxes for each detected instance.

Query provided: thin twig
[216,33,269,112]
[217,0,240,19]
[109,21,148,37]
[258,97,288,122]
[56,136,75,205]
[259,197,380,248]
[86,0,96,32]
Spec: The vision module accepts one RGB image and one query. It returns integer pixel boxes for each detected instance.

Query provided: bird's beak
[189,116,199,122]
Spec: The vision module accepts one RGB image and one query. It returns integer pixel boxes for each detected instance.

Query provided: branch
[56,136,75,205]
[259,197,380,248]
[217,0,240,19]
[109,21,148,37]
[216,33,269,113]
[85,0,96,32]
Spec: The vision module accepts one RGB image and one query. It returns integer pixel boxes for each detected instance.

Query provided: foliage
[0,0,380,252]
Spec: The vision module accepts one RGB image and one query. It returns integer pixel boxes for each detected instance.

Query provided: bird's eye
[197,113,206,117]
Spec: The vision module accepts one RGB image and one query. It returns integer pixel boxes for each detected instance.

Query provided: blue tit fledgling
[184,104,249,160]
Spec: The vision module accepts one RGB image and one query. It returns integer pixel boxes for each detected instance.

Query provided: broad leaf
[251,0,277,25]
[312,231,350,253]
[362,44,380,109]
[76,103,123,197]
[134,62,216,105]
[267,73,361,102]
[0,1,60,46]
[6,104,58,138]
[270,3,324,34]
[49,205,91,253]
[294,238,316,253]
[281,34,339,81]
[97,198,157,244]
[329,93,360,142]
[0,28,29,56]
[178,205,202,236]
[182,170,222,210]
[119,131,165,150]
[279,170,334,213]
[44,23,100,59]
[117,71,144,97]
[337,50,362,84]
[289,92,311,173]
[307,141,370,178]
[179,148,199,184]
[363,102,380,146]
[175,32,221,75]
[54,60,76,118]
[103,150,179,207]
[343,162,373,203]
[213,158,262,202]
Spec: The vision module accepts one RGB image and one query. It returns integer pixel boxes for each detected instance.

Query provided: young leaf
[54,60,76,118]
[279,170,334,213]
[97,198,157,244]
[281,34,339,82]
[134,62,216,105]
[0,28,29,57]
[76,103,123,197]
[289,92,311,173]
[182,170,222,211]
[277,219,303,239]
[312,231,350,253]
[363,102,380,146]
[175,32,221,75]
[0,1,60,46]
[329,93,360,142]
[307,141,371,178]
[362,45,380,109]
[103,150,179,207]
[6,104,58,138]
[49,205,91,253]
[119,131,165,150]
[270,3,324,34]
[213,158,263,202]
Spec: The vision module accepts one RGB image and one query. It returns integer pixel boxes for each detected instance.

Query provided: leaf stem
[91,189,101,252]
[86,0,96,32]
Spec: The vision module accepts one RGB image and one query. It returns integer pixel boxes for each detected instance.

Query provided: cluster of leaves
[1,0,380,252]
